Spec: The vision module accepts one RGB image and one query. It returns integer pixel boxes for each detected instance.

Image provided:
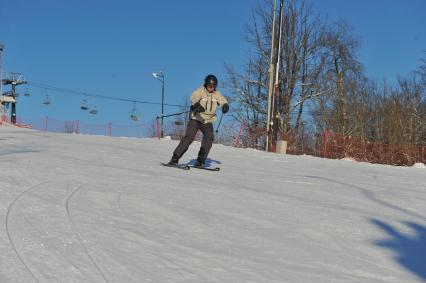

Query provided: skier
[167,74,229,168]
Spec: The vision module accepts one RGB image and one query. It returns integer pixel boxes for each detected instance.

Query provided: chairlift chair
[130,114,140,122]
[130,102,140,121]
[43,95,51,105]
[43,89,50,105]
[81,99,88,110]
[89,107,98,115]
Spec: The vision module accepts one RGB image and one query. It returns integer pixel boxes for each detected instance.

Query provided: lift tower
[2,73,27,124]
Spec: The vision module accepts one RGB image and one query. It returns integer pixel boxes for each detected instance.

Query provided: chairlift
[130,102,140,121]
[81,99,88,110]
[43,96,50,105]
[130,113,139,122]
[43,89,51,105]
[89,107,98,115]
[24,88,30,97]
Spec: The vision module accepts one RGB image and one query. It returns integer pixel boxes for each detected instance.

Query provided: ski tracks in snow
[65,184,110,283]
[5,180,110,283]
[5,181,48,283]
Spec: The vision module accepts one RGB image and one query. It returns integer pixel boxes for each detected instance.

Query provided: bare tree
[225,0,326,147]
[314,20,362,136]
[224,0,424,164]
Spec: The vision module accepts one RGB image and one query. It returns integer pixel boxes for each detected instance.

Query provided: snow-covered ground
[1,125,425,283]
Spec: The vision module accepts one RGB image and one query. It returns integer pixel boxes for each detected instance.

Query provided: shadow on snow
[371,219,426,281]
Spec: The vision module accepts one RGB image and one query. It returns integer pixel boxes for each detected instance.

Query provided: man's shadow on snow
[371,219,426,281]
[187,158,221,167]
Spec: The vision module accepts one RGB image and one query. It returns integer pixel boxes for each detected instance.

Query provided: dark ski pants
[173,119,214,163]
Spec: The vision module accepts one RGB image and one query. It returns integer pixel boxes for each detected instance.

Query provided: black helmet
[204,74,218,88]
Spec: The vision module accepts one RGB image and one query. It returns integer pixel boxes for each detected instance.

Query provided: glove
[191,102,205,113]
[221,103,229,114]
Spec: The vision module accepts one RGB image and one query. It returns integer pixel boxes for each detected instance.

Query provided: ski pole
[156,110,190,120]
[215,113,224,133]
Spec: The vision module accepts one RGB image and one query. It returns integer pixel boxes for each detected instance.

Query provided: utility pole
[268,0,284,152]
[266,0,277,152]
[2,73,27,124]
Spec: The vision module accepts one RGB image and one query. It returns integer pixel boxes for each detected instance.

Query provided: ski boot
[167,154,179,166]
[193,158,205,168]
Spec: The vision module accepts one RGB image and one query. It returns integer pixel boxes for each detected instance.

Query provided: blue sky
[1,0,425,126]
[314,0,426,80]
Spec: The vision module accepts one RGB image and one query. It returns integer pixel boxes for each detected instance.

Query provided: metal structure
[2,72,28,123]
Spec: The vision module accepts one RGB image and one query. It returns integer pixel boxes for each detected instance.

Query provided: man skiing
[167,74,229,168]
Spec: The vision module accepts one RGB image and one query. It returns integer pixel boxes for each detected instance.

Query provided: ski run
[1,125,425,283]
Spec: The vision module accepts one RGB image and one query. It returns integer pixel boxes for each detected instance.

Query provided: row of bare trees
[225,0,425,152]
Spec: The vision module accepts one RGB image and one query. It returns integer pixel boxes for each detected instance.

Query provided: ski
[190,165,220,171]
[161,163,190,170]
[161,162,220,171]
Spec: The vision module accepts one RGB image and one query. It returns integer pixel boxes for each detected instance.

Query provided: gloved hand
[221,103,229,114]
[191,102,205,113]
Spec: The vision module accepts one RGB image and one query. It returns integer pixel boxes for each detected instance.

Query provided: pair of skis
[161,162,220,171]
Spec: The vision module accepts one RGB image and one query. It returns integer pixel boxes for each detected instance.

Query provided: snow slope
[1,126,425,283]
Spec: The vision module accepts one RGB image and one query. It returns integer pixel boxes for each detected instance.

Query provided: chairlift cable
[28,81,184,107]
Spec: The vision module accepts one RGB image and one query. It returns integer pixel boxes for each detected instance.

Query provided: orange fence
[232,123,425,166]
[322,129,426,166]
[1,115,156,138]
[1,115,208,142]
